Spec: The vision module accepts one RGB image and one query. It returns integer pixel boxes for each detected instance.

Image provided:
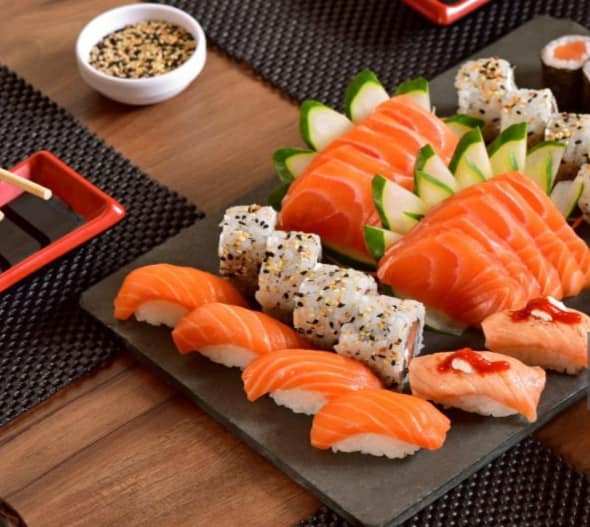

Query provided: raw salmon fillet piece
[378,172,590,326]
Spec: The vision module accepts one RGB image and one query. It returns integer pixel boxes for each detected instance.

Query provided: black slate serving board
[81,17,590,527]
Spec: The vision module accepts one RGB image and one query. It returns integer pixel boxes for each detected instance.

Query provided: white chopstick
[0,167,52,201]
[0,210,4,223]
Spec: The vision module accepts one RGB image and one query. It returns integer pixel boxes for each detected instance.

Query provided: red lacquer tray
[0,151,125,293]
[402,0,492,25]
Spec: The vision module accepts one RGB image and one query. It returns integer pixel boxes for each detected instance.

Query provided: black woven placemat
[0,66,201,426]
[161,0,590,109]
[300,438,590,527]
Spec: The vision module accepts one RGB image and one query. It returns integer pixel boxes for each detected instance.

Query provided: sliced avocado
[372,174,426,234]
[524,141,565,194]
[300,100,353,151]
[449,127,492,190]
[394,77,431,111]
[344,69,389,123]
[363,225,402,261]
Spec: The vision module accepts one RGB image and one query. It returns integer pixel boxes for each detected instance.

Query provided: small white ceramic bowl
[76,3,206,105]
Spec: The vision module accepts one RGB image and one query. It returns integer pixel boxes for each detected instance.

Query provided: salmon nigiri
[114,264,248,327]
[482,297,590,374]
[310,389,450,458]
[409,348,546,423]
[172,303,311,369]
[242,349,383,415]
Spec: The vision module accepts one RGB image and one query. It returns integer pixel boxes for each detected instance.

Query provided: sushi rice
[455,57,517,140]
[335,295,425,389]
[500,88,558,145]
[545,112,590,180]
[293,263,378,348]
[218,204,278,295]
[255,230,322,322]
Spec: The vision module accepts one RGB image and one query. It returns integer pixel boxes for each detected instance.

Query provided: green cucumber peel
[344,69,389,122]
[272,147,315,184]
[268,183,290,211]
[363,225,401,261]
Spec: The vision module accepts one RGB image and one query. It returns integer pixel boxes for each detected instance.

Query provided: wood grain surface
[0,1,588,526]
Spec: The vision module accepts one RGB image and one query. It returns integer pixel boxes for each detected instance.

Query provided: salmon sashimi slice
[378,228,527,326]
[503,173,590,289]
[375,95,459,163]
[409,350,546,423]
[172,303,311,369]
[307,144,413,190]
[398,189,561,297]
[378,172,590,325]
[279,159,380,256]
[310,389,450,457]
[242,349,383,415]
[326,125,417,175]
[482,303,590,374]
[488,176,587,295]
[113,264,248,326]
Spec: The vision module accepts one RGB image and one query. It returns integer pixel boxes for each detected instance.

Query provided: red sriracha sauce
[511,297,581,324]
[437,348,510,375]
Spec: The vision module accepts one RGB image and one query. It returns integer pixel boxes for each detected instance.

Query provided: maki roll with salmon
[482,297,590,374]
[545,112,590,180]
[293,263,377,348]
[455,57,517,140]
[500,88,558,145]
[541,35,590,111]
[334,295,425,389]
[218,204,278,295]
[255,230,322,322]
[409,348,546,423]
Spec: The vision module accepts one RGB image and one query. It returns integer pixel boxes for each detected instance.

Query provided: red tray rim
[0,150,126,293]
[402,0,492,25]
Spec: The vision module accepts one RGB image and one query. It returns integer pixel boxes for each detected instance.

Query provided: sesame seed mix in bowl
[89,20,196,79]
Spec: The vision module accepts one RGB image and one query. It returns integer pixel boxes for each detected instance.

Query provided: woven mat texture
[0,67,200,426]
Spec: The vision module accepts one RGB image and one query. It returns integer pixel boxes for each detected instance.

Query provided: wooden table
[0,2,588,526]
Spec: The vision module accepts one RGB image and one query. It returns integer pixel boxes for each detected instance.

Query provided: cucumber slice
[551,176,585,218]
[322,241,376,272]
[344,69,389,123]
[394,77,431,111]
[372,174,426,234]
[424,308,467,336]
[524,141,565,194]
[414,145,457,209]
[488,123,527,176]
[448,127,492,190]
[268,183,290,212]
[363,225,402,261]
[443,114,484,137]
[300,100,353,151]
[272,147,316,184]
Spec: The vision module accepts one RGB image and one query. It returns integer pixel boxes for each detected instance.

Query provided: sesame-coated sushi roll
[541,35,590,111]
[218,204,278,295]
[545,112,590,180]
[255,231,322,322]
[293,264,378,349]
[500,89,558,146]
[455,57,517,140]
[335,295,425,389]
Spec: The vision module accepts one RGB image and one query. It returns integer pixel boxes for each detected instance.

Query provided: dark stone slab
[81,17,590,527]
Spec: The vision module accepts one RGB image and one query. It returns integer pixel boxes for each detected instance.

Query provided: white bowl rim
[75,3,206,86]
